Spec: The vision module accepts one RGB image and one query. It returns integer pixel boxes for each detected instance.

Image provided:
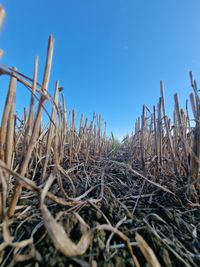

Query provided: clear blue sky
[1,0,200,138]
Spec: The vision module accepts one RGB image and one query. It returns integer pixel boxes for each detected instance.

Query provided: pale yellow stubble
[0,5,5,27]
[0,5,5,58]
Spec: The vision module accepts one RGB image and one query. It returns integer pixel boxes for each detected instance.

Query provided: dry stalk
[8,36,54,217]
[0,68,17,163]
[42,80,60,179]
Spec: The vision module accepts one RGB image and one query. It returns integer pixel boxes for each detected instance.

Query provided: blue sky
[1,0,200,138]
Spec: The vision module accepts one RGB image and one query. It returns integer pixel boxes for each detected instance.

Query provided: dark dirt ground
[1,159,200,267]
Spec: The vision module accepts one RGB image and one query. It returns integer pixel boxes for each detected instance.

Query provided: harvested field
[0,9,200,267]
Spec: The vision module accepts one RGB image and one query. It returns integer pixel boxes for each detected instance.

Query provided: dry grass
[0,31,199,266]
[0,5,5,58]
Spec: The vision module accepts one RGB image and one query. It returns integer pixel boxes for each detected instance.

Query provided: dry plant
[123,79,200,199]
[0,5,5,58]
[0,9,199,266]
